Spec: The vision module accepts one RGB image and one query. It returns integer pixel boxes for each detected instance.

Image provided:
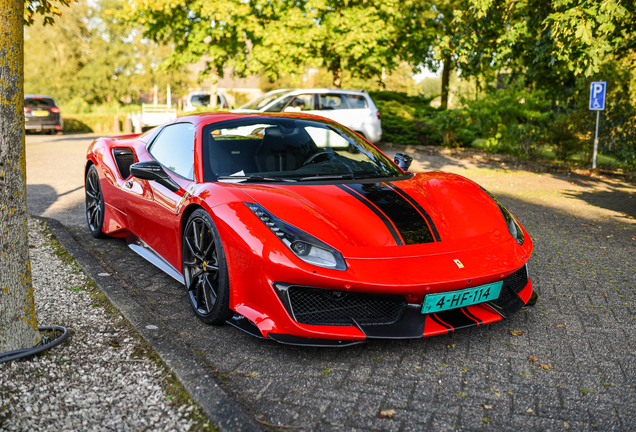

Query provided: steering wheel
[303,151,331,166]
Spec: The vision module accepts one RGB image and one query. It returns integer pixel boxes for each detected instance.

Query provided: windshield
[238,90,291,111]
[202,117,404,183]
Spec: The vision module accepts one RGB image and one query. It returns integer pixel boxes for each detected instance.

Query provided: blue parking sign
[589,81,606,110]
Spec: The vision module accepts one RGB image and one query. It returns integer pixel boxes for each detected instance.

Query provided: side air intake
[113,148,135,179]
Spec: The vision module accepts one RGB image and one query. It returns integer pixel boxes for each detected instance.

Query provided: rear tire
[85,165,107,238]
[182,209,232,324]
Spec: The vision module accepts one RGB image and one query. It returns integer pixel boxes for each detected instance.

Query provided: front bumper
[228,266,536,346]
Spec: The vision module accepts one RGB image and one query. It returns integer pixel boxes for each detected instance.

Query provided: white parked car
[184,91,229,112]
[234,89,382,143]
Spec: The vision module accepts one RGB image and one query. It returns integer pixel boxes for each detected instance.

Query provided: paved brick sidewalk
[66,151,636,431]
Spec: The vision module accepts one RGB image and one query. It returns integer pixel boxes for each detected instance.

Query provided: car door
[124,122,196,268]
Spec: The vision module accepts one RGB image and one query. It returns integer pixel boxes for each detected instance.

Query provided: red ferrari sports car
[85,113,536,346]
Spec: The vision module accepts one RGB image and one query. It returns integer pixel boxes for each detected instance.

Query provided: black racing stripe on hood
[385,182,441,242]
[345,183,435,245]
[336,184,404,246]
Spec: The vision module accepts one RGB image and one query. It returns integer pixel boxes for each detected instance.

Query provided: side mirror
[130,161,181,192]
[394,153,413,171]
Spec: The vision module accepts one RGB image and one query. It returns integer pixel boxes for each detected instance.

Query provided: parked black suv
[24,95,63,134]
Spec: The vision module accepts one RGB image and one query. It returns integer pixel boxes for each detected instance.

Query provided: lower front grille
[490,266,529,306]
[287,286,407,327]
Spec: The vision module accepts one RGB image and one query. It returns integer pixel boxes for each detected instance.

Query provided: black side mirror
[130,161,181,192]
[394,153,413,171]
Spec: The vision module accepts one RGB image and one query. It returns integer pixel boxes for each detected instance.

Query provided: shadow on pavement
[562,186,636,220]
[27,184,84,217]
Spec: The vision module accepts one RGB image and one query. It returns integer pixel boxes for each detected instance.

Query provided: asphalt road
[26,132,636,431]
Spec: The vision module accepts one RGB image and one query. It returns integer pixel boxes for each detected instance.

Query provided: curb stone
[37,216,263,432]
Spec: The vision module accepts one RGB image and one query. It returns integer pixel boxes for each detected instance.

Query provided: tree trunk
[331,56,342,89]
[440,53,451,109]
[0,0,41,352]
[210,73,218,109]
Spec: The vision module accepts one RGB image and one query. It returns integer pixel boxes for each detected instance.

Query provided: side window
[317,94,344,110]
[286,94,314,111]
[149,123,196,180]
[264,96,294,112]
[344,94,368,109]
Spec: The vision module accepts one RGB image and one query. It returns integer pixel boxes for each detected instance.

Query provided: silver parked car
[234,89,382,143]
[184,91,229,112]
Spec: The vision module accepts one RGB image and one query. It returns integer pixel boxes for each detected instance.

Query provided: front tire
[85,165,107,238]
[182,209,232,324]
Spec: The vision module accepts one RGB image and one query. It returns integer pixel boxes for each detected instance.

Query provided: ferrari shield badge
[453,259,464,269]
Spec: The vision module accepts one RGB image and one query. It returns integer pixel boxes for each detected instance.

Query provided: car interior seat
[255,126,316,172]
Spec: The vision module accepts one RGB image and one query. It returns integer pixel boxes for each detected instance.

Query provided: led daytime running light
[245,202,347,270]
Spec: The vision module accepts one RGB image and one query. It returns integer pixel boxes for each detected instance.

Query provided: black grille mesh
[287,286,407,326]
[491,266,528,305]
[114,151,135,179]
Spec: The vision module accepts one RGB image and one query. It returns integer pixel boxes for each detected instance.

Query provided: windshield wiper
[298,174,355,181]
[217,175,297,183]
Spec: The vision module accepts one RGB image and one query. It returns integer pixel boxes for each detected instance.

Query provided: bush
[369,91,443,146]
[462,84,551,158]
[547,114,582,161]
[433,109,476,147]
[62,114,121,134]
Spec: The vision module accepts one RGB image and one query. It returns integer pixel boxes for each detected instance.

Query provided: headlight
[245,202,347,270]
[481,188,525,245]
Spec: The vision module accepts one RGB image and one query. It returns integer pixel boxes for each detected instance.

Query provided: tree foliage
[129,0,409,88]
[25,0,192,107]
[24,0,70,26]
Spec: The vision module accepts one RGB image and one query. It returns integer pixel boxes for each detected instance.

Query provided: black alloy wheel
[85,165,106,238]
[182,209,232,324]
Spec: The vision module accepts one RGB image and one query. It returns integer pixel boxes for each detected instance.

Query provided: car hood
[230,172,523,259]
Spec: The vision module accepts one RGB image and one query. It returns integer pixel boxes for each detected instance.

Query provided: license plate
[422,281,503,314]
[32,110,49,117]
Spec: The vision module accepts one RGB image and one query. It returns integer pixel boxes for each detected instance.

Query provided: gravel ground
[0,218,212,431]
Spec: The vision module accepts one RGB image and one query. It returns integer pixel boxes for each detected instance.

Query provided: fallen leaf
[540,364,553,370]
[587,246,594,249]
[607,235,613,238]
[629,251,634,253]
[582,224,588,227]
[243,371,258,377]
[482,404,493,410]
[28,245,36,249]
[566,295,573,298]
[494,391,501,397]
[510,330,524,336]
[556,324,565,327]
[211,370,218,373]
[446,343,455,348]
[109,340,120,347]
[526,408,534,413]
[528,355,538,362]
[379,409,397,418]
[577,261,587,264]
[600,293,607,296]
